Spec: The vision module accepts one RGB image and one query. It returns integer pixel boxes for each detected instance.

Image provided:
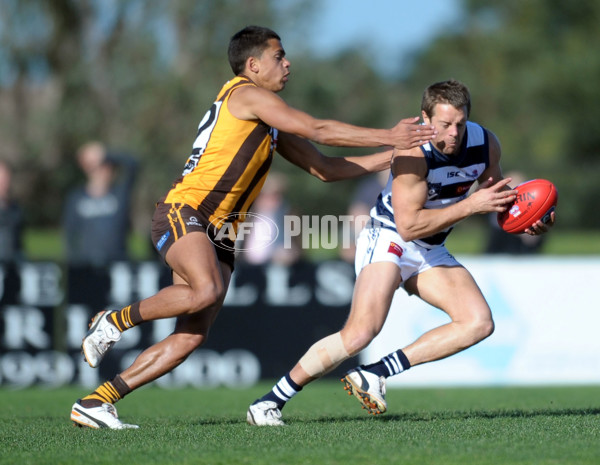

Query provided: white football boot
[246,400,285,426]
[71,401,139,429]
[341,368,387,415]
[82,310,121,368]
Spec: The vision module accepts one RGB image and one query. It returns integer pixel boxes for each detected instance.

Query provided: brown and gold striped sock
[108,302,143,332]
[79,375,132,408]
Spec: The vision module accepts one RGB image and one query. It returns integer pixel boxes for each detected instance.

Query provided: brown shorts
[151,202,235,270]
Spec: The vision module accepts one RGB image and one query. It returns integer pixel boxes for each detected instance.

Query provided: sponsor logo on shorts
[387,241,403,258]
[156,231,170,251]
[186,216,203,227]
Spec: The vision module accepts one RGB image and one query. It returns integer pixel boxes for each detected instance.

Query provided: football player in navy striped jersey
[249,80,555,424]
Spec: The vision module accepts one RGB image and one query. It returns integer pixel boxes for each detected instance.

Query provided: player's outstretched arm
[229,85,436,149]
[277,132,392,182]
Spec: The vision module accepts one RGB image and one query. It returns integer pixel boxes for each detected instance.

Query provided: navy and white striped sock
[256,373,302,410]
[361,349,411,378]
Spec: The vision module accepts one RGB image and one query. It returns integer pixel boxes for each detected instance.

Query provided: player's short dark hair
[421,80,471,118]
[228,26,281,75]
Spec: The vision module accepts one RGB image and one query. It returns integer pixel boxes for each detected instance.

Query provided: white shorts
[354,226,461,285]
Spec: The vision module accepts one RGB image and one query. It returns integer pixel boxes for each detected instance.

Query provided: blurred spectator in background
[62,141,138,266]
[484,170,545,254]
[339,169,389,263]
[241,172,301,266]
[0,160,24,262]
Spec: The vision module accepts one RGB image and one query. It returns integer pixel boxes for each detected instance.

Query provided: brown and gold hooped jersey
[164,76,278,233]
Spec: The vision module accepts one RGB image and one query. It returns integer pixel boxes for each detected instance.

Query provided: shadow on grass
[186,407,600,428]
[304,407,600,424]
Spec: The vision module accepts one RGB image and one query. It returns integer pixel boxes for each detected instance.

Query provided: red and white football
[497,179,558,234]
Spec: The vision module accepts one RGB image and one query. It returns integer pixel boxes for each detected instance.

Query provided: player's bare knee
[482,318,495,338]
[343,329,378,356]
[470,317,494,342]
[187,333,208,351]
[188,283,226,313]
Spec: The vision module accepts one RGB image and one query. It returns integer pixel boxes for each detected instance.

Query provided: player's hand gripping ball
[497,179,558,234]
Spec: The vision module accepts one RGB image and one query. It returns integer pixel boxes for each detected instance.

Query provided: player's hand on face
[391,117,437,150]
[524,210,556,235]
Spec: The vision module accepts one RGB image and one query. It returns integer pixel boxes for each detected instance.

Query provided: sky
[300,0,464,76]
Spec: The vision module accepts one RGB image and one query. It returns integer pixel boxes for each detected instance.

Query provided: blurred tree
[401,0,600,228]
[1,0,598,239]
[0,0,338,230]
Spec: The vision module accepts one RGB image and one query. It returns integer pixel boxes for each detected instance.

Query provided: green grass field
[1,382,599,465]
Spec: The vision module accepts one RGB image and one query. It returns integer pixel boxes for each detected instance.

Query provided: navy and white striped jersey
[370,121,490,247]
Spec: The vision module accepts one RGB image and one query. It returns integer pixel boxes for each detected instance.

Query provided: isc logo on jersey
[447,169,479,178]
[447,171,463,178]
